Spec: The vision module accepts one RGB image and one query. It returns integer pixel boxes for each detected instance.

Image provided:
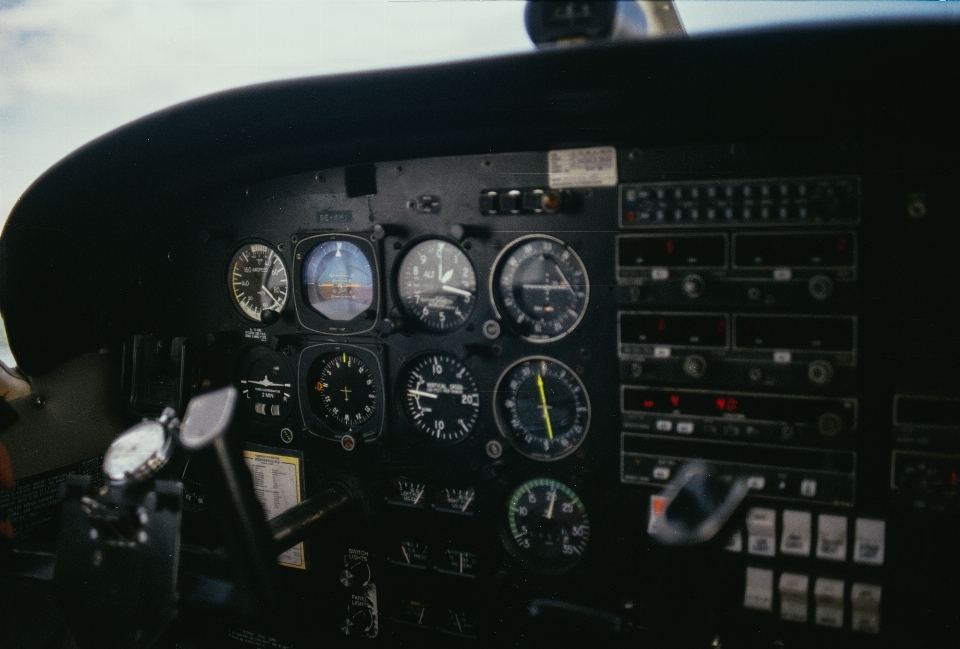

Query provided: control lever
[178,387,281,617]
[647,461,749,546]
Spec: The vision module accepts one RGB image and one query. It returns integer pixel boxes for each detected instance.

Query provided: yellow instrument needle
[536,373,554,440]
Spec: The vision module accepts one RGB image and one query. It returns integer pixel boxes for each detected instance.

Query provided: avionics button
[652,466,671,481]
[850,583,881,634]
[746,476,766,491]
[800,479,817,497]
[655,419,673,432]
[814,578,845,628]
[743,567,774,611]
[778,573,810,622]
[780,510,812,557]
[816,514,848,561]
[675,422,694,435]
[746,507,776,556]
[853,518,885,565]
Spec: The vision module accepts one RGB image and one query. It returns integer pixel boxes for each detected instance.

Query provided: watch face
[102,420,170,482]
[397,239,476,333]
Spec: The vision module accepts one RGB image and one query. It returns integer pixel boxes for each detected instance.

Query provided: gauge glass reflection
[504,477,590,574]
[302,239,374,321]
[494,357,591,461]
[397,239,476,332]
[229,242,289,322]
[492,235,589,342]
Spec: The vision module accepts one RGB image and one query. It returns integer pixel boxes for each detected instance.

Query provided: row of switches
[740,508,885,564]
[745,568,881,633]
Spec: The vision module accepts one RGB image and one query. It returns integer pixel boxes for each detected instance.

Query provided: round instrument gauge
[494,357,590,461]
[228,242,289,322]
[307,352,378,430]
[103,420,172,484]
[302,239,375,321]
[504,478,590,574]
[396,239,477,332]
[236,345,294,424]
[400,353,480,443]
[492,235,589,342]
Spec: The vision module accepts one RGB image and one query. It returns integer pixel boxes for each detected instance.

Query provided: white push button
[780,510,812,556]
[746,475,766,490]
[816,514,848,561]
[814,578,845,628]
[676,421,694,434]
[746,507,776,556]
[778,572,809,622]
[850,583,881,633]
[853,518,886,565]
[656,419,673,432]
[744,567,774,611]
[652,466,671,481]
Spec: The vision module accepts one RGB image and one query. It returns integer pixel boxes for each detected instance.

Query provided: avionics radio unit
[618,312,856,391]
[621,386,857,449]
[616,230,857,310]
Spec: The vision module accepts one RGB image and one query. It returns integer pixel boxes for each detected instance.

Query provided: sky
[1,0,958,367]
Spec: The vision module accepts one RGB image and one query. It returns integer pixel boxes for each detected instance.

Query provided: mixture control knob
[808,360,834,385]
[817,413,843,438]
[682,274,706,298]
[683,355,707,378]
[808,275,834,301]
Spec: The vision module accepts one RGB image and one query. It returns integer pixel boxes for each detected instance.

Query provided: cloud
[0,0,531,225]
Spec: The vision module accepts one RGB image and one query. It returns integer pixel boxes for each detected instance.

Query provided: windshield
[1,0,958,368]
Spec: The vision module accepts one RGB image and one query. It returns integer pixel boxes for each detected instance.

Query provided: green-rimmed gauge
[504,478,590,574]
[494,357,590,461]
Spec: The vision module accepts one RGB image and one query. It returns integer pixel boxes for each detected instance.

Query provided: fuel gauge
[433,487,477,515]
[386,479,429,508]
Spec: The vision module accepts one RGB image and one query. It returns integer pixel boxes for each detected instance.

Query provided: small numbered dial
[229,242,289,322]
[309,352,377,429]
[494,357,591,461]
[505,478,590,574]
[492,235,589,342]
[401,354,480,443]
[397,239,477,332]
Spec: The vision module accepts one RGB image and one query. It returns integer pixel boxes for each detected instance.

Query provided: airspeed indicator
[228,242,289,322]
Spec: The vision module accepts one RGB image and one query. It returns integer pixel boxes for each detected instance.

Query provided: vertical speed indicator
[401,354,480,443]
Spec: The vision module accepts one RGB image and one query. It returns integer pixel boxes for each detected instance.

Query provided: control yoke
[647,460,750,547]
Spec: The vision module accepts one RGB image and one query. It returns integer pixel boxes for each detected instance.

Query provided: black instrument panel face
[164,146,956,647]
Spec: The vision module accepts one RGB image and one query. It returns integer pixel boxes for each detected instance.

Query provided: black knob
[808,361,833,385]
[260,309,280,325]
[808,275,834,301]
[682,274,705,298]
[683,355,707,378]
[817,413,843,437]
